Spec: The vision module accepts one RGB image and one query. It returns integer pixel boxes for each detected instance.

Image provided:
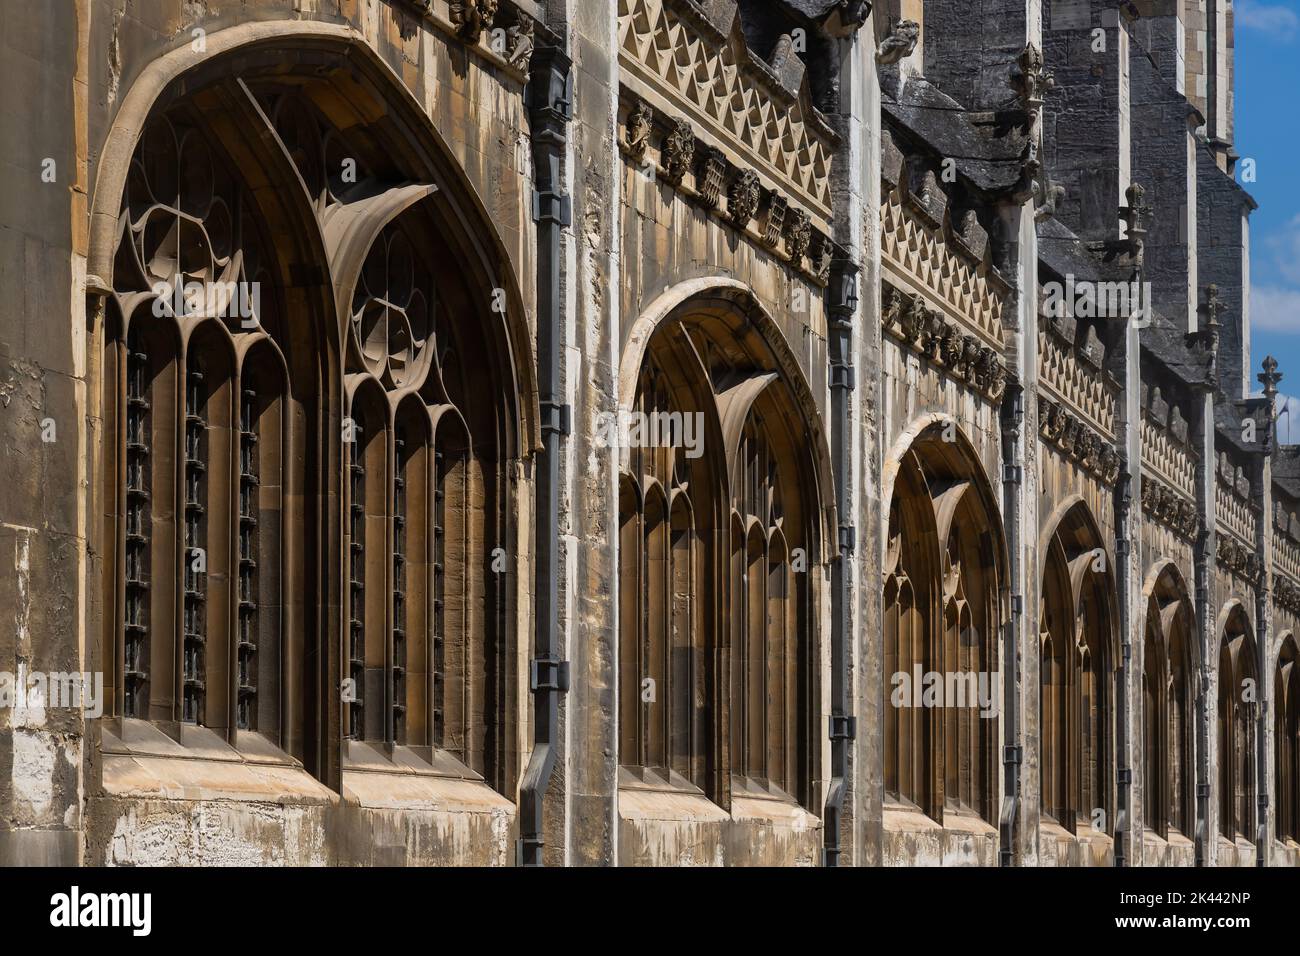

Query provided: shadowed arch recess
[616,286,828,811]
[882,418,1008,826]
[95,24,533,795]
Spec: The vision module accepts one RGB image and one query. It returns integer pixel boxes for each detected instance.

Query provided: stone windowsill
[341,739,514,813]
[1142,825,1195,849]
[1038,815,1116,848]
[883,799,998,837]
[99,718,335,804]
[617,767,818,829]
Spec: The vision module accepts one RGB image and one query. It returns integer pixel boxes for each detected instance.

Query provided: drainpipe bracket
[829,363,856,390]
[1002,463,1023,485]
[829,715,856,741]
[530,658,571,693]
[540,400,572,437]
[532,189,572,227]
[838,524,856,555]
[1003,745,1022,766]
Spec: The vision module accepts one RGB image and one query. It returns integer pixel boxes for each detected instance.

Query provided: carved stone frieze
[1276,577,1300,614]
[1217,536,1263,584]
[618,0,836,221]
[1038,395,1122,485]
[1141,478,1200,540]
[884,286,1007,402]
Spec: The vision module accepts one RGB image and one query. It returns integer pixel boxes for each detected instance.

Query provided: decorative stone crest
[625,100,654,164]
[810,232,835,282]
[785,208,812,263]
[450,0,498,43]
[698,146,727,208]
[728,169,761,229]
[663,118,695,187]
[763,192,789,248]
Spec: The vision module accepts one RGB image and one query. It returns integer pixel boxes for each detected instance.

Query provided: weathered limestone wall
[0,0,93,867]
[69,0,542,867]
[563,0,620,867]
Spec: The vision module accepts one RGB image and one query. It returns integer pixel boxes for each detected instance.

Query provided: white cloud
[1251,284,1300,333]
[1237,1,1300,39]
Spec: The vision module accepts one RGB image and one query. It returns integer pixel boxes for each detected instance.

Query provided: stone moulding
[617,0,837,229]
[1276,576,1300,614]
[882,285,1008,403]
[395,0,537,81]
[1140,476,1200,542]
[1037,394,1122,486]
[1217,535,1263,585]
[620,94,833,284]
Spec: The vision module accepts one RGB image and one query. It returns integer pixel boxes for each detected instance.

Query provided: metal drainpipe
[1193,393,1215,867]
[1255,577,1270,868]
[998,382,1024,867]
[823,253,859,867]
[1254,398,1275,868]
[518,40,573,868]
[1114,464,1133,867]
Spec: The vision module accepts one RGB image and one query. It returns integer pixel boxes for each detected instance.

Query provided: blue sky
[1236,0,1300,436]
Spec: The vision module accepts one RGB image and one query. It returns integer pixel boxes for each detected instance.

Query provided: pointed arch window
[882,427,1003,825]
[1276,637,1299,844]
[1141,570,1195,839]
[617,310,823,809]
[1038,507,1115,834]
[101,63,527,795]
[1217,608,1258,843]
[103,110,298,753]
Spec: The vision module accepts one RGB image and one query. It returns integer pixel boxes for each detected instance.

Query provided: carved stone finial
[1120,182,1151,266]
[1012,43,1055,108]
[1204,284,1223,336]
[1261,355,1283,408]
[625,99,654,164]
[506,14,535,71]
[450,0,498,43]
[663,118,695,187]
[877,20,920,65]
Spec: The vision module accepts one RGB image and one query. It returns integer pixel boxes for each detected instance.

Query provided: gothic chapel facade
[1,0,1297,867]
